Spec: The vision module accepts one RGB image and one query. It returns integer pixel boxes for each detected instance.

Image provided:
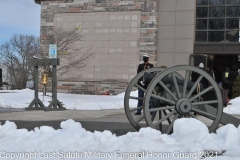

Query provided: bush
[232,74,240,99]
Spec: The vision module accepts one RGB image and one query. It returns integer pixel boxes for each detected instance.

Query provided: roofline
[35,0,57,5]
[35,0,43,4]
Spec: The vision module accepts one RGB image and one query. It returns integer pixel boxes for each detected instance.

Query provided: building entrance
[208,55,239,83]
[190,54,240,83]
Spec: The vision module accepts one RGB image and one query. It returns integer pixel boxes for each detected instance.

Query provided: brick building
[35,0,240,94]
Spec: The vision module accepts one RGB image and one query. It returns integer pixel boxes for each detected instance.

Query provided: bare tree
[0,34,39,89]
[46,27,94,78]
[0,27,93,89]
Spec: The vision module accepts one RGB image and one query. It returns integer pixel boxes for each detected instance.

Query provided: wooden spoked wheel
[124,67,166,130]
[124,67,183,131]
[143,65,223,134]
[144,65,223,134]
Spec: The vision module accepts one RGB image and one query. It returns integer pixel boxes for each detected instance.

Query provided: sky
[0,89,240,159]
[0,0,40,45]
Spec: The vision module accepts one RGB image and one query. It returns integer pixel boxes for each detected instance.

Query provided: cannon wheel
[143,65,223,134]
[124,67,183,130]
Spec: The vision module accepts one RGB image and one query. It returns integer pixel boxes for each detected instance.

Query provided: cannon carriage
[124,65,240,134]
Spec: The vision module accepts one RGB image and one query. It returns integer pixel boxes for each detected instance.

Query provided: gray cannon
[124,65,240,134]
[142,72,203,93]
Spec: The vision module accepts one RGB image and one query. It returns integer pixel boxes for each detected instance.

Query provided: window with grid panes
[196,0,240,42]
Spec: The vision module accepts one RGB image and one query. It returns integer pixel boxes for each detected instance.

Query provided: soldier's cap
[199,63,204,68]
[143,54,150,58]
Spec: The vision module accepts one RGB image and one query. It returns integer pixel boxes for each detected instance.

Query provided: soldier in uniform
[135,54,154,115]
[228,65,239,99]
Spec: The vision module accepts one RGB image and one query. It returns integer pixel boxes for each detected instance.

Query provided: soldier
[221,67,230,106]
[191,62,208,89]
[135,54,154,115]
[222,67,230,90]
[207,66,216,80]
[228,65,238,99]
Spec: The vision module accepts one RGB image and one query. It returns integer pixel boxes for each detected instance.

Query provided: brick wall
[56,81,129,95]
[39,0,158,94]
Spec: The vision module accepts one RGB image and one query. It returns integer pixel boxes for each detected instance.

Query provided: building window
[196,0,240,42]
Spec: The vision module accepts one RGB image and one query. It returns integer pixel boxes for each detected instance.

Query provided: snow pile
[0,118,240,159]
[223,97,240,114]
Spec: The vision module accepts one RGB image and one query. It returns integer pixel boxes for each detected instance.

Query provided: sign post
[26,58,66,111]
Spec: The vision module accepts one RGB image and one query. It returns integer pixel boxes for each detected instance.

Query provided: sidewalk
[0,108,134,136]
[1,107,240,136]
[0,108,126,121]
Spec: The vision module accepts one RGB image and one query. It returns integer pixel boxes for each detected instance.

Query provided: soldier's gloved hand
[140,81,145,86]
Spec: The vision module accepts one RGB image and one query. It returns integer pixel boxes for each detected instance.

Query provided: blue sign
[49,44,57,58]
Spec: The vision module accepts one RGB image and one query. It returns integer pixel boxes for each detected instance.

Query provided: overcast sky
[0,0,40,45]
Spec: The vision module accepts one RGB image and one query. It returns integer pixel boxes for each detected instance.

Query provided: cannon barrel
[142,72,202,91]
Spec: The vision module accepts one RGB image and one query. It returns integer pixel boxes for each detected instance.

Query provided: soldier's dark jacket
[137,62,154,74]
[137,62,154,88]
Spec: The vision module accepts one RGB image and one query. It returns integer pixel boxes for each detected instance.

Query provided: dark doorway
[190,54,240,84]
[207,55,240,83]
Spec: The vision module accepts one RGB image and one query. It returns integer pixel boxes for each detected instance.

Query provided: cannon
[124,65,240,134]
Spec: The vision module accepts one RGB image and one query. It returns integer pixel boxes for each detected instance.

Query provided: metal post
[45,58,66,111]
[52,65,57,108]
[25,65,45,110]
[43,84,47,96]
[34,66,38,107]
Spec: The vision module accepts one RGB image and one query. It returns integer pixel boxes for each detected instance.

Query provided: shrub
[232,74,240,99]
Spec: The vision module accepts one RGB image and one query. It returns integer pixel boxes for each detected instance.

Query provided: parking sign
[49,44,57,58]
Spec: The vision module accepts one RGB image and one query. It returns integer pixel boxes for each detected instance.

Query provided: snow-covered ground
[0,89,128,110]
[0,89,237,114]
[0,89,240,160]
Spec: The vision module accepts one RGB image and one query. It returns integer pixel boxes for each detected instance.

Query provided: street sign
[49,44,57,58]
